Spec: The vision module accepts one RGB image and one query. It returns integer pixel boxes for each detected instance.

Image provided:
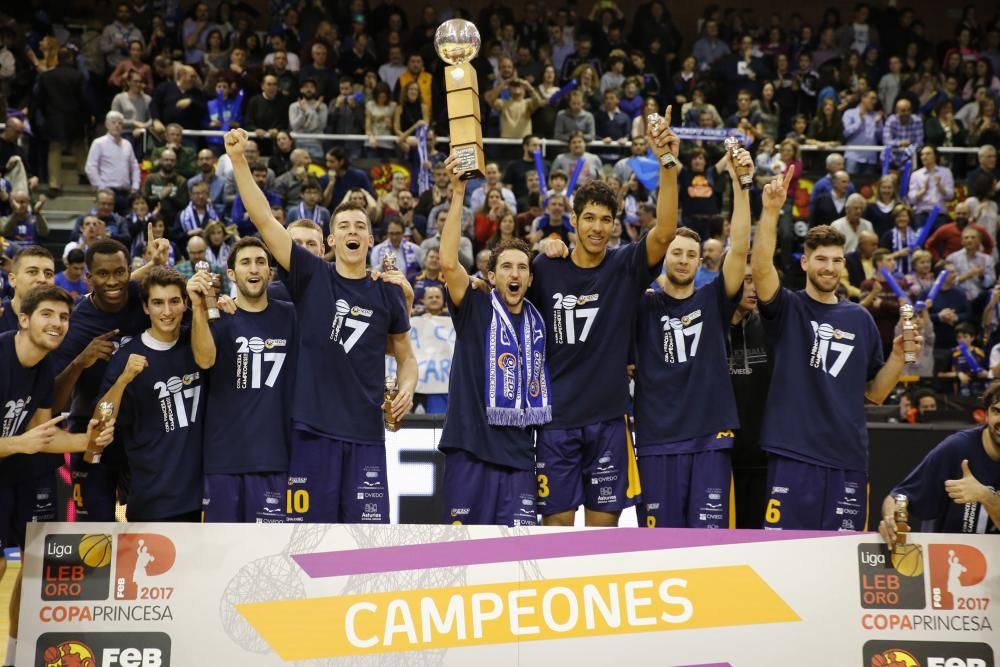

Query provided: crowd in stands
[1,0,1000,415]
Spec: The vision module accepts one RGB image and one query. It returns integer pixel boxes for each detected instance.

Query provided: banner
[386,316,455,394]
[19,524,999,665]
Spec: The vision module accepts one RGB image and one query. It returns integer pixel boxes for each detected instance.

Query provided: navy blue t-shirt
[286,243,410,444]
[0,331,55,479]
[100,331,204,520]
[0,298,17,333]
[892,427,1000,534]
[203,301,297,474]
[438,287,535,470]
[759,288,883,472]
[267,280,291,302]
[528,235,657,429]
[635,276,741,452]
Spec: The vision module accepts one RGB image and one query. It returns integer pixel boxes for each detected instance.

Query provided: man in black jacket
[150,66,207,139]
[244,74,290,154]
[36,48,87,194]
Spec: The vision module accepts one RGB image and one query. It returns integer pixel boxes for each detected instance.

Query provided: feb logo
[864,640,994,667]
[114,534,176,601]
[36,633,172,667]
[41,534,112,601]
[39,639,96,667]
[857,544,925,609]
[928,544,989,611]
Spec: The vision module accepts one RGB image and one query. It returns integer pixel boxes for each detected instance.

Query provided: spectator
[289,78,329,160]
[924,100,968,170]
[950,323,989,396]
[906,249,936,298]
[378,45,406,92]
[810,153,856,204]
[232,161,281,236]
[54,247,87,298]
[273,148,313,208]
[488,78,546,139]
[831,193,876,253]
[327,77,365,136]
[694,238,723,288]
[421,207,474,270]
[842,89,883,175]
[0,190,49,244]
[268,131,296,176]
[245,74,291,146]
[72,189,129,245]
[842,230,879,299]
[100,4,145,71]
[612,134,649,184]
[111,71,153,143]
[217,139,273,208]
[150,65,207,134]
[176,181,221,240]
[321,147,373,210]
[807,97,844,147]
[174,235,229,291]
[108,39,154,92]
[877,55,903,114]
[473,188,509,247]
[486,211,522,249]
[716,36,770,105]
[142,149,188,242]
[469,163,517,213]
[692,19,729,72]
[867,175,903,237]
[130,216,179,267]
[908,145,955,221]
[957,85,991,130]
[929,261,973,355]
[504,136,547,203]
[550,132,603,187]
[63,215,107,259]
[203,220,233,267]
[186,150,224,212]
[811,170,852,227]
[36,48,87,196]
[554,90,596,142]
[412,247,445,303]
[882,97,923,169]
[365,81,397,156]
[547,23,574,75]
[266,49,300,98]
[340,33,376,82]
[879,204,919,275]
[393,81,429,148]
[752,82,781,141]
[205,76,244,152]
[300,42,338,101]
[371,218,423,281]
[287,178,331,234]
[678,147,725,239]
[836,4,879,56]
[529,193,576,247]
[926,201,994,262]
[394,54,433,115]
[150,124,198,179]
[967,97,1000,148]
[85,111,141,214]
[966,145,998,203]
[595,90,630,144]
[182,1,218,66]
[122,191,156,247]
[946,227,995,306]
[0,119,36,195]
[860,250,905,358]
[560,35,602,83]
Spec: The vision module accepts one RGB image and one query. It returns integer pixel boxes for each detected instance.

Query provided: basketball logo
[890,544,924,577]
[78,534,113,569]
[871,648,919,667]
[42,639,96,667]
[335,299,351,316]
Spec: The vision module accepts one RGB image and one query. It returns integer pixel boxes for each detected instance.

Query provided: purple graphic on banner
[291,527,844,578]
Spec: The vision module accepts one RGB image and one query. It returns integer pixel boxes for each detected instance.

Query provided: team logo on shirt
[809,320,857,377]
[551,292,599,344]
[331,299,372,353]
[2,395,32,436]
[151,374,201,432]
[234,336,288,389]
[661,309,703,364]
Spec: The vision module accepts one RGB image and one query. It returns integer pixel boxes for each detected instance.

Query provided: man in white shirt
[99,3,144,70]
[378,45,406,92]
[84,111,140,214]
[831,193,876,253]
[468,163,517,212]
[946,227,996,303]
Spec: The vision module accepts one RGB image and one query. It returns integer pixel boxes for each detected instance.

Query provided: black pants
[733,465,769,529]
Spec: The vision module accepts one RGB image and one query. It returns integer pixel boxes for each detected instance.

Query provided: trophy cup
[195,260,221,320]
[383,376,401,432]
[84,401,114,464]
[892,493,911,553]
[646,113,677,169]
[382,253,398,273]
[435,19,485,180]
[900,303,918,364]
[724,136,753,190]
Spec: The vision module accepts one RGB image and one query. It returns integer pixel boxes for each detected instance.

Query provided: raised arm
[187,270,217,369]
[224,128,292,269]
[440,153,471,307]
[751,168,795,303]
[721,148,753,298]
[645,105,680,266]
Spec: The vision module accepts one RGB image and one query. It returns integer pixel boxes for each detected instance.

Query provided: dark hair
[12,245,54,271]
[65,248,86,265]
[331,201,371,229]
[301,177,321,192]
[488,239,533,273]
[85,239,130,270]
[250,160,269,174]
[327,146,349,166]
[227,236,271,269]
[803,225,846,252]
[140,266,188,303]
[19,284,73,318]
[572,180,619,219]
[522,134,539,148]
[129,191,151,207]
[913,388,938,405]
[955,321,977,337]
[872,248,891,265]
[675,227,701,244]
[982,383,1000,409]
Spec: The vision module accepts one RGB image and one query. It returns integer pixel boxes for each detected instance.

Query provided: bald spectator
[100,3,144,70]
[550,132,604,188]
[186,149,225,211]
[72,189,128,245]
[85,111,140,214]
[0,118,38,194]
[908,145,954,222]
[694,238,724,288]
[926,201,994,262]
[36,48,87,195]
[273,148,313,207]
[554,90,596,142]
[809,153,856,204]
[831,194,876,253]
[150,65,207,134]
[174,235,230,291]
[245,74,291,147]
[63,215,107,259]
[843,231,880,299]
[946,227,995,305]
[149,124,198,179]
[811,170,852,228]
[883,98,924,170]
[300,42,338,101]
[0,190,49,244]
[141,149,189,242]
[262,34,300,72]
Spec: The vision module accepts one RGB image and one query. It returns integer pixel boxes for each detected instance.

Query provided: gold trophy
[84,401,114,464]
[383,376,400,432]
[382,253,398,273]
[646,113,677,169]
[900,304,918,364]
[724,136,753,190]
[435,19,485,180]
[195,260,221,320]
[892,493,911,552]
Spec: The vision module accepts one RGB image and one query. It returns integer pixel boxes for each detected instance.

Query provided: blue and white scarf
[416,124,431,195]
[296,202,322,223]
[178,202,219,233]
[891,227,918,275]
[486,290,551,427]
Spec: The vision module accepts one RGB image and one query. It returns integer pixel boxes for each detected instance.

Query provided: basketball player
[751,171,920,530]
[1,284,115,667]
[95,267,204,523]
[879,385,1000,539]
[50,231,172,522]
[225,127,417,524]
[438,154,549,526]
[528,108,680,527]
[0,246,56,333]
[190,237,297,523]
[633,147,753,529]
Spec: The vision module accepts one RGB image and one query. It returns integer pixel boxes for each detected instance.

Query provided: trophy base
[453,144,485,181]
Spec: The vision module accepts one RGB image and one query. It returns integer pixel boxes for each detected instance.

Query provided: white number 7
[340,318,370,353]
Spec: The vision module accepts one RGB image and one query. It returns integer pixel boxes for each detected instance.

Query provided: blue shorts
[0,468,57,549]
[764,454,869,531]
[442,449,537,527]
[203,472,287,523]
[535,416,640,515]
[636,447,733,529]
[70,454,120,522]
[287,429,389,524]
